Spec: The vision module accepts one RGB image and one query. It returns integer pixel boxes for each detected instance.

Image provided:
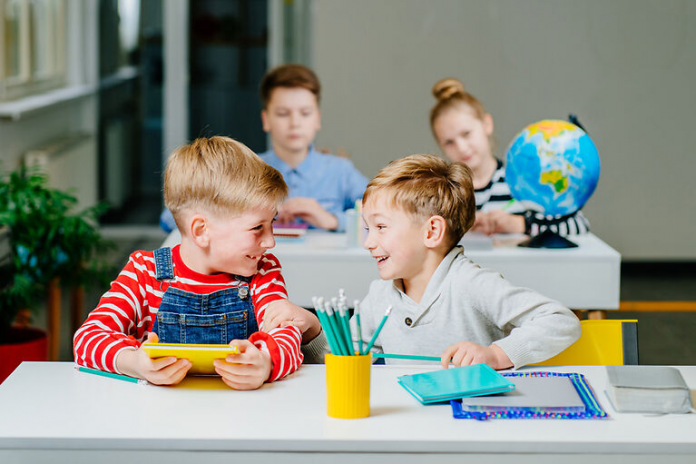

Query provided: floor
[38,226,696,366]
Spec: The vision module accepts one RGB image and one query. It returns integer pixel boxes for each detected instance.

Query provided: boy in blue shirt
[161,64,367,234]
[257,64,368,232]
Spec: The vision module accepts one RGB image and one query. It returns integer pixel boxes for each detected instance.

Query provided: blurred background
[1,0,694,362]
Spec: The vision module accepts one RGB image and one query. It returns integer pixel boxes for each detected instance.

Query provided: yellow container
[325,353,371,419]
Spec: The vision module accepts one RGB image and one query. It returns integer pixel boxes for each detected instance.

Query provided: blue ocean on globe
[505,120,600,217]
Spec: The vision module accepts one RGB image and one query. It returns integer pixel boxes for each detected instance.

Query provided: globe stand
[518,229,578,249]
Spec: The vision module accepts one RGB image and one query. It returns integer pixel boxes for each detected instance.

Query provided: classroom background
[1,1,695,363]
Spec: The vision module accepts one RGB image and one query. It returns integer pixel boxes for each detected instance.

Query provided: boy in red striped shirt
[74,136,320,389]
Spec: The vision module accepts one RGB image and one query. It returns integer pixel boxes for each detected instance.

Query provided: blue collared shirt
[259,146,368,232]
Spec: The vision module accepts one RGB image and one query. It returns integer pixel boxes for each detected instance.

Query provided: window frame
[0,0,67,102]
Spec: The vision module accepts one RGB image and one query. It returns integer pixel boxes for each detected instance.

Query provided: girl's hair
[164,136,288,229]
[429,78,488,131]
[259,64,321,108]
[362,154,476,249]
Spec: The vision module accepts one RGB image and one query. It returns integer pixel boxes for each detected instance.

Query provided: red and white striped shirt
[73,245,303,381]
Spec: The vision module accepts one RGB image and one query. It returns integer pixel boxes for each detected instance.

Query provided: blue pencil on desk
[76,366,148,385]
[372,353,442,362]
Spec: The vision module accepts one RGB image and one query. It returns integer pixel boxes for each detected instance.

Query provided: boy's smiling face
[201,205,278,277]
[362,192,430,284]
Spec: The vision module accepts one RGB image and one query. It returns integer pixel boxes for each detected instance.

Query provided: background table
[163,230,620,311]
[273,231,620,311]
[1,362,694,464]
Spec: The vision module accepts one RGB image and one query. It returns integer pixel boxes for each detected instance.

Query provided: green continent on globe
[540,170,569,194]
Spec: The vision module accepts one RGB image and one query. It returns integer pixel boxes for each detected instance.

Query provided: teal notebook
[397,363,515,404]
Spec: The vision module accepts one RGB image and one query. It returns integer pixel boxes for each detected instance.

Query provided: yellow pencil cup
[325,353,372,419]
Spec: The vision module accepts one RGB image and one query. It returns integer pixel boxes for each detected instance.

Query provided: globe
[505,119,600,218]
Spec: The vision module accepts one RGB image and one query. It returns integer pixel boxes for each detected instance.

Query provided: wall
[310,0,696,260]
[0,2,98,207]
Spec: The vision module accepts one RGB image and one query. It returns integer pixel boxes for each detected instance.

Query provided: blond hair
[363,154,476,249]
[164,136,288,228]
[429,78,488,132]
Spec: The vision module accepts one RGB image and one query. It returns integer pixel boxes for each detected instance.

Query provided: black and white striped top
[475,159,590,236]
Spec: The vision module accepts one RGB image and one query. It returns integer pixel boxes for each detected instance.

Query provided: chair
[532,319,639,366]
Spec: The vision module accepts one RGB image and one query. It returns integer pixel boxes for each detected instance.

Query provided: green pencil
[325,304,348,355]
[337,306,354,355]
[76,366,148,385]
[314,300,339,355]
[372,353,441,362]
[354,299,363,354]
[501,198,516,211]
[362,305,393,355]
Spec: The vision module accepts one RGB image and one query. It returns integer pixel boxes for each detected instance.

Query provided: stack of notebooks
[397,365,608,420]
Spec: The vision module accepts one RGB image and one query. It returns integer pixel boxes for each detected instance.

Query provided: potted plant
[0,165,113,382]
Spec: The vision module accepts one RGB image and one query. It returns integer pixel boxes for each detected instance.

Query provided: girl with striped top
[74,137,320,389]
[429,78,589,237]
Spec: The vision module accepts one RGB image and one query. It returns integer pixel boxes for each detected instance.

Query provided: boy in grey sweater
[305,154,580,369]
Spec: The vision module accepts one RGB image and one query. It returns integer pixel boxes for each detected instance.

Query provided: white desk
[162,230,620,310]
[1,362,694,464]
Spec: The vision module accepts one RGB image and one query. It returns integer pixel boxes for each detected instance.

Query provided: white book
[605,366,693,414]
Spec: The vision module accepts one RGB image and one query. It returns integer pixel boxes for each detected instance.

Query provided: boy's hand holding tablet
[212,339,272,390]
[116,333,192,386]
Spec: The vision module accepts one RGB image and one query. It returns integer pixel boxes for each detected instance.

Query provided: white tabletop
[162,230,621,310]
[1,362,694,463]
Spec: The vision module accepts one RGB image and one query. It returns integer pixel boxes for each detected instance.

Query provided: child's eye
[377,225,386,230]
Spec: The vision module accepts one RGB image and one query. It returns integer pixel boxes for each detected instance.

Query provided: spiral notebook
[459,375,585,411]
[397,363,515,404]
[451,372,609,420]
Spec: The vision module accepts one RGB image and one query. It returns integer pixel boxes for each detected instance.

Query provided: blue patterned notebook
[397,363,515,404]
[450,372,609,420]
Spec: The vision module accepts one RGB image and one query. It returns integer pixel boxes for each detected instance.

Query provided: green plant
[0,165,114,335]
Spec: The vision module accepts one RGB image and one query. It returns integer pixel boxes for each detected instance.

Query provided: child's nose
[363,231,375,250]
[289,112,299,127]
[455,138,469,153]
[261,229,275,248]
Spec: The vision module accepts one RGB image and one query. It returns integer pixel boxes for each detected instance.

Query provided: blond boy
[356,154,580,369]
[74,137,320,388]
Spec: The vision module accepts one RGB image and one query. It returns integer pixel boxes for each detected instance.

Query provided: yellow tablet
[141,342,239,375]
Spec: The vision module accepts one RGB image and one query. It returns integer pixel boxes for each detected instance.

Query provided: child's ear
[483,113,494,137]
[261,109,270,133]
[189,214,210,248]
[423,215,447,249]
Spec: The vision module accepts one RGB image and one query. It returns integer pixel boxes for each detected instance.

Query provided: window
[0,0,66,101]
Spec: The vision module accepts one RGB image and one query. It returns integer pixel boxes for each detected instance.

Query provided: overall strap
[153,247,174,281]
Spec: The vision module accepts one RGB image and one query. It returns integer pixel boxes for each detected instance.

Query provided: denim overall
[151,247,258,344]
